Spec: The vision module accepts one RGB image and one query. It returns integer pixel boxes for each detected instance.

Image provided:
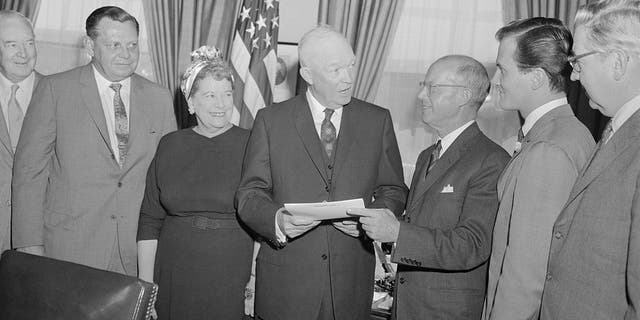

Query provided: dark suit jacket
[236,94,408,320]
[0,71,42,251]
[540,108,640,319]
[12,64,176,275]
[392,123,509,320]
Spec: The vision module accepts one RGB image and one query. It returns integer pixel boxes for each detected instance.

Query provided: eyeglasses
[568,51,599,73]
[419,81,468,97]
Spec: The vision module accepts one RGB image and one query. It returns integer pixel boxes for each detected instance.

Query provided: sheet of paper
[284,198,365,220]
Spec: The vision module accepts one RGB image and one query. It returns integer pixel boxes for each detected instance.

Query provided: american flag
[231,0,280,129]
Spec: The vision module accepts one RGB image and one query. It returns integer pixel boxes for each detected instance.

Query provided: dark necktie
[7,84,23,151]
[426,140,442,176]
[321,108,337,158]
[109,83,129,167]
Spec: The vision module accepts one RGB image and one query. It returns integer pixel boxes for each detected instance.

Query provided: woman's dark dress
[137,126,252,320]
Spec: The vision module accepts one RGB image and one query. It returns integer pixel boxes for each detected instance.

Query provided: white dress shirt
[92,65,131,164]
[0,71,35,131]
[610,93,640,142]
[438,120,475,158]
[521,97,568,136]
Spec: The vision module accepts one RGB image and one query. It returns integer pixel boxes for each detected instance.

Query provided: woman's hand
[244,274,256,317]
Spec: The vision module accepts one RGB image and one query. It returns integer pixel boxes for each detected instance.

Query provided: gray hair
[575,0,640,55]
[298,24,348,67]
[433,55,490,108]
[0,10,34,31]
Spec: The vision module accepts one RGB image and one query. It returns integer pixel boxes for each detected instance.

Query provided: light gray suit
[11,64,176,275]
[0,71,42,252]
[540,108,640,319]
[483,105,594,320]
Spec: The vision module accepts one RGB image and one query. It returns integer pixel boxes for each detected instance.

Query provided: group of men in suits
[0,1,639,320]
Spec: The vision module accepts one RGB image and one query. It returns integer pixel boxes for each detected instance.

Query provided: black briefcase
[0,250,157,320]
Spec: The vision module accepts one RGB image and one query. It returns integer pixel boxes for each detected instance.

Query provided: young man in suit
[11,6,176,275]
[0,10,42,253]
[482,18,595,320]
[236,25,408,320]
[540,1,640,318]
[352,55,510,319]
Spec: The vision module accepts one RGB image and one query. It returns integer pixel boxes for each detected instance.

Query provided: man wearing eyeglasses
[540,1,640,319]
[350,54,509,319]
[482,17,595,320]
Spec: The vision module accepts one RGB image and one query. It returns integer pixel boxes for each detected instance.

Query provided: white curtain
[375,0,520,183]
[33,0,155,81]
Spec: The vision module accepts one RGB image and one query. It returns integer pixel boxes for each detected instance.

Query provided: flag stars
[257,14,267,31]
[265,0,274,10]
[240,6,251,21]
[252,37,260,49]
[271,16,279,28]
[246,22,256,37]
[263,32,272,48]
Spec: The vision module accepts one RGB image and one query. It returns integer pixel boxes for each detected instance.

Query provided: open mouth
[209,112,226,117]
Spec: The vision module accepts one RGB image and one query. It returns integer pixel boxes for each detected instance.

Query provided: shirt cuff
[275,207,287,243]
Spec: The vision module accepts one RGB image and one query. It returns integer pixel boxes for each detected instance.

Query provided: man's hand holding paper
[282,198,365,238]
[277,209,320,239]
[348,208,400,243]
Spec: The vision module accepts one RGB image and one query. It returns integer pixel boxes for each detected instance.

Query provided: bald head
[429,55,490,109]
[298,25,351,68]
[0,10,36,83]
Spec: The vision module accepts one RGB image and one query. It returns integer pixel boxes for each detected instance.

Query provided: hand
[277,210,320,239]
[347,208,400,243]
[332,219,361,237]
[17,245,44,256]
[244,274,256,317]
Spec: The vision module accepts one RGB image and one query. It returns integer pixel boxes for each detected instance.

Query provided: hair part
[575,0,640,56]
[85,6,139,40]
[496,17,572,93]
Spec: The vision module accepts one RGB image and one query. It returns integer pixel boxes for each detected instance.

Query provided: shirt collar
[0,71,35,97]
[306,89,343,122]
[522,97,567,136]
[92,64,131,92]
[611,93,640,133]
[439,120,475,156]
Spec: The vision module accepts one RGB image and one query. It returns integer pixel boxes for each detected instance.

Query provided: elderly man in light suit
[482,18,594,320]
[0,10,42,253]
[540,1,640,318]
[11,6,176,275]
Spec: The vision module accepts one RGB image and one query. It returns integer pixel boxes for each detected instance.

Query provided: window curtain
[143,0,240,129]
[318,0,404,102]
[502,0,608,140]
[1,0,41,23]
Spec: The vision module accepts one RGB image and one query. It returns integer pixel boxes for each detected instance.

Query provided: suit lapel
[0,106,12,157]
[409,123,480,212]
[79,64,113,156]
[406,148,431,210]
[123,74,151,170]
[294,96,329,183]
[332,104,356,178]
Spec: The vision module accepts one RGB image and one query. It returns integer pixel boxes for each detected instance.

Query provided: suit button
[110,214,117,220]
[325,186,330,192]
[117,182,122,187]
[545,272,552,281]
[328,164,333,170]
[398,277,405,284]
[5,200,10,207]
[554,232,563,239]
[405,216,411,223]
[321,254,328,260]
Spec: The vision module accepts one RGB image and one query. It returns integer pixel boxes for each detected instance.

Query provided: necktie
[7,84,23,151]
[600,120,613,144]
[514,127,524,155]
[321,108,337,158]
[109,83,129,167]
[426,140,442,176]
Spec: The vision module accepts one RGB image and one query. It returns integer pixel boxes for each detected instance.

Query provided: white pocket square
[441,184,454,193]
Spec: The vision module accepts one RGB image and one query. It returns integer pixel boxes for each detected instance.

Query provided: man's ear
[610,49,629,81]
[529,68,546,90]
[299,66,313,85]
[459,87,472,107]
[84,36,95,58]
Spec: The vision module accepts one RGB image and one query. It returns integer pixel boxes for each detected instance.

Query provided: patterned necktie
[426,140,442,176]
[600,120,613,144]
[514,127,524,155]
[109,83,129,167]
[321,108,337,158]
[7,84,23,151]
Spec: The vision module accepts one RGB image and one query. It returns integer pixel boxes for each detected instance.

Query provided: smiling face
[417,59,467,133]
[302,35,355,109]
[492,35,532,111]
[87,18,139,82]
[189,76,234,133]
[0,16,36,83]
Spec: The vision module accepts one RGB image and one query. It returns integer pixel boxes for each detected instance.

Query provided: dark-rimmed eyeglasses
[419,81,469,97]
[568,51,599,73]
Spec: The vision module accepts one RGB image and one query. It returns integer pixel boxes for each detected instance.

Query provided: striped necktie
[426,140,442,176]
[7,84,23,150]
